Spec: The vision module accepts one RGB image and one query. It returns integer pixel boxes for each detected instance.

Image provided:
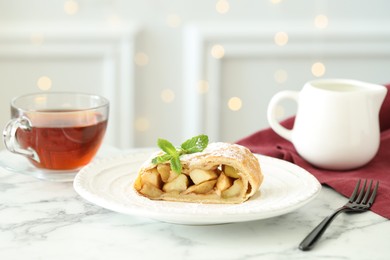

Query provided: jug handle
[267,90,299,141]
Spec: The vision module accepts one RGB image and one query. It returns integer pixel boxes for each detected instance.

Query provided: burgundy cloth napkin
[236,84,390,219]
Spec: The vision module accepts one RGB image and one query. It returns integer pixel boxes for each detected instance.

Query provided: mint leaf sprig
[151,134,209,174]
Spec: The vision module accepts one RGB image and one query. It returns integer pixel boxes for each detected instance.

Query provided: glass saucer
[0,150,79,182]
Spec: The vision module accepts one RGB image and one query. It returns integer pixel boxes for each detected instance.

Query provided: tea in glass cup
[3,92,109,179]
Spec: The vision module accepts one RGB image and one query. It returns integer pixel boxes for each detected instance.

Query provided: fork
[299,179,379,251]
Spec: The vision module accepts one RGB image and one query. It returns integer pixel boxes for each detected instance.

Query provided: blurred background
[1,0,389,149]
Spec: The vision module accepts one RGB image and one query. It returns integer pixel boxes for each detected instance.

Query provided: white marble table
[0,146,388,260]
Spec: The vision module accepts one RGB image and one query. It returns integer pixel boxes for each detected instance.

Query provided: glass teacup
[3,92,109,180]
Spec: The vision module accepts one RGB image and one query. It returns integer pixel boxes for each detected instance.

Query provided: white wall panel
[0,23,140,148]
[183,22,390,143]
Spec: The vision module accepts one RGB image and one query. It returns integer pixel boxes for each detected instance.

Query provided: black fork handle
[299,207,347,251]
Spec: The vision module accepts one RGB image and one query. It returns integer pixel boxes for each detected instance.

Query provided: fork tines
[349,179,379,206]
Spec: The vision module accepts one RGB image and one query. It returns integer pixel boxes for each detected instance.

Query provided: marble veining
[0,147,388,260]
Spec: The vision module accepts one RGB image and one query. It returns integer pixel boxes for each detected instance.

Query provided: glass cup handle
[2,116,40,163]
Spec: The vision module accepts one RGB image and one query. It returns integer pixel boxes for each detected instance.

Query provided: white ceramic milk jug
[267,79,387,170]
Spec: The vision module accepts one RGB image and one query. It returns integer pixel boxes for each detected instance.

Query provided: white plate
[73,152,321,225]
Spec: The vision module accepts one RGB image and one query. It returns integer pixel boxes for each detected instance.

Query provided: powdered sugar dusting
[181,142,248,164]
[139,142,251,171]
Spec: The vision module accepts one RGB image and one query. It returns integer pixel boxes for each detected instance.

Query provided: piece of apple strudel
[134,142,263,204]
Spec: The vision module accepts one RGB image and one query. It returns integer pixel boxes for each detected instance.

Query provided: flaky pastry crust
[134,142,263,204]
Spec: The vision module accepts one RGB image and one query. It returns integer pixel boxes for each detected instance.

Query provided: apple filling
[134,164,250,200]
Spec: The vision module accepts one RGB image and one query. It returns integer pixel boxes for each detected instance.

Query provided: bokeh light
[134,52,149,66]
[228,97,242,111]
[135,117,150,132]
[30,33,44,45]
[166,14,181,28]
[107,15,122,27]
[161,88,175,103]
[211,44,225,59]
[274,105,285,118]
[314,15,329,29]
[216,0,230,14]
[64,0,79,15]
[274,69,288,83]
[311,62,326,77]
[197,80,209,94]
[274,32,289,46]
[37,76,52,91]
